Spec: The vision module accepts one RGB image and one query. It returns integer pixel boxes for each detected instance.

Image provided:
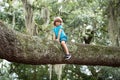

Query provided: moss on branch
[0,22,120,67]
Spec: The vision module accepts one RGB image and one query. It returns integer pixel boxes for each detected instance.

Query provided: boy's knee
[61,41,65,44]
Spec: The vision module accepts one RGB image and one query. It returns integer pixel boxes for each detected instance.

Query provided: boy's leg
[61,41,69,54]
[61,41,71,60]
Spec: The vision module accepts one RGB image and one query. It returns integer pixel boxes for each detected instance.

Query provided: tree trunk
[107,0,120,46]
[21,0,35,35]
[0,22,120,67]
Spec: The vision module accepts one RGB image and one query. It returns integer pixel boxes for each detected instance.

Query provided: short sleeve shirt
[53,25,67,41]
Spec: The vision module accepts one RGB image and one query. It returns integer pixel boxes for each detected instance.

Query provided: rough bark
[0,22,120,67]
[107,0,120,46]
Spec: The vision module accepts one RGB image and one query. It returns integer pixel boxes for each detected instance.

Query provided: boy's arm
[53,33,56,40]
[56,29,62,41]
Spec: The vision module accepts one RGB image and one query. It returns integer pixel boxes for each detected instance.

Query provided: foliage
[0,0,120,80]
[9,63,49,80]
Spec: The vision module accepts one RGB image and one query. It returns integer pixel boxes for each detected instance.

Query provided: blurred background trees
[0,0,120,80]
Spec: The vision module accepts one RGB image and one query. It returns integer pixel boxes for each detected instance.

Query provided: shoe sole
[65,55,71,60]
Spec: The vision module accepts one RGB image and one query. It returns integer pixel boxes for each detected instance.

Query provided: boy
[53,17,71,60]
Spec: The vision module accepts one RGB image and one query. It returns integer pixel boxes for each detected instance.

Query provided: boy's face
[55,21,61,26]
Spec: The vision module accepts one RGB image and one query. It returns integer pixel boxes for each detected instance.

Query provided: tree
[21,0,35,35]
[106,0,120,46]
[1,0,120,80]
[0,21,120,67]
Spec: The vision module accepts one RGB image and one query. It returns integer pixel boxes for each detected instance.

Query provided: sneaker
[64,54,71,60]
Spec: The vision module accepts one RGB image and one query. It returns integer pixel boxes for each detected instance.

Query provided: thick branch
[0,22,120,67]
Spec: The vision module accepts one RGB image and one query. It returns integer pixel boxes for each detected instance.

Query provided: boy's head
[54,17,63,26]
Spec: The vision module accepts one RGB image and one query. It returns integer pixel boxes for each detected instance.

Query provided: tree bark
[0,22,120,67]
[21,0,35,35]
[107,0,120,46]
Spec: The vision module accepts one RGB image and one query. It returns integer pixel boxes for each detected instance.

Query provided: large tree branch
[0,22,120,67]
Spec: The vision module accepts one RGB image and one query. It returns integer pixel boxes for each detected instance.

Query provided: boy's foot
[64,54,71,60]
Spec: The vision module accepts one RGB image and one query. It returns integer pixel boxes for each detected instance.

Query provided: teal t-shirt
[53,25,67,42]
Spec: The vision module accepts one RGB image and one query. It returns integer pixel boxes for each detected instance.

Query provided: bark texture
[0,22,120,67]
[107,0,120,46]
[21,0,35,35]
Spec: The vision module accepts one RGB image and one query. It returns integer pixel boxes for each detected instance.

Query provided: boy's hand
[53,38,60,43]
[56,39,60,43]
